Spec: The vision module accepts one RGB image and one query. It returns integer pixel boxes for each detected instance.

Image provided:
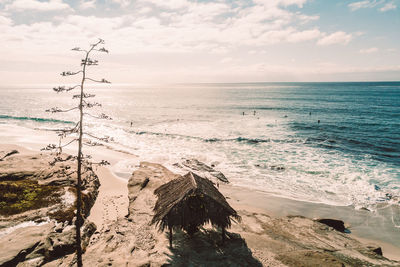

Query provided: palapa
[151,171,240,247]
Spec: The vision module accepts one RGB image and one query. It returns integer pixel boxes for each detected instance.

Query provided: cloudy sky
[0,0,399,84]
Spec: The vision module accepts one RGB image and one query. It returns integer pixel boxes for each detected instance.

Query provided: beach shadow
[163,228,262,267]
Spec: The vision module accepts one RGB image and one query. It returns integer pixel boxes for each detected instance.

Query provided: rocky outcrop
[233,213,399,266]
[316,218,346,232]
[173,158,229,183]
[50,162,399,267]
[59,162,181,266]
[50,162,263,267]
[0,149,100,266]
[0,221,95,267]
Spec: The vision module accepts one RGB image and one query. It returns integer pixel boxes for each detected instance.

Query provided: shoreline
[1,123,400,262]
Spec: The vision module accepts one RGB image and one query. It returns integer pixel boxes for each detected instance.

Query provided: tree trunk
[75,52,88,267]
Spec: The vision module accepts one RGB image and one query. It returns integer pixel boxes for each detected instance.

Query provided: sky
[0,0,399,84]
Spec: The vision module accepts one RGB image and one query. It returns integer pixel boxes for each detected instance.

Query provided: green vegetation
[0,180,61,215]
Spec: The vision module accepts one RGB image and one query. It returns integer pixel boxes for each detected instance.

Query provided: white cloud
[5,0,71,12]
[80,0,96,10]
[0,15,12,26]
[255,0,308,8]
[297,13,320,24]
[359,47,378,53]
[220,57,233,63]
[347,0,397,11]
[380,1,396,11]
[0,0,350,57]
[317,31,352,46]
[348,0,381,11]
[111,0,130,8]
[4,0,397,84]
[138,0,190,10]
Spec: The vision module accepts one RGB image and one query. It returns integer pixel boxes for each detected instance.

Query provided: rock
[177,158,229,183]
[270,165,285,171]
[0,151,100,266]
[316,219,346,233]
[0,223,51,266]
[53,222,64,233]
[0,149,19,161]
[140,177,150,189]
[367,246,383,256]
[0,152,100,227]
[47,162,400,267]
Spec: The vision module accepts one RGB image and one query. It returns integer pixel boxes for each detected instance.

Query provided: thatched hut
[151,172,240,247]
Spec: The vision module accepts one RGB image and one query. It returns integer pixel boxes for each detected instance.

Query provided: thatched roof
[152,172,240,233]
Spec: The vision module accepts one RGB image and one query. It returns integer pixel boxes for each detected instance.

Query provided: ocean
[1,82,399,216]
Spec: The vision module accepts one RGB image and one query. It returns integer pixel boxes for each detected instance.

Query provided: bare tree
[44,38,111,266]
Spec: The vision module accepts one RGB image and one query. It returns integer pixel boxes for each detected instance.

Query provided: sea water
[0,82,399,216]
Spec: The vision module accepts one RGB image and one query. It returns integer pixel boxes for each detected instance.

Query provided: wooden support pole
[169,226,173,248]
[222,227,226,244]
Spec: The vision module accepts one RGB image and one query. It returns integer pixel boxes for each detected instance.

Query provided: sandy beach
[1,123,400,266]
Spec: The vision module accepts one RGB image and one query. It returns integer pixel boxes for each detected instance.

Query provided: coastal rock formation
[53,162,263,266]
[5,151,398,267]
[233,212,399,266]
[316,218,346,233]
[173,158,229,183]
[0,149,100,266]
[50,162,399,266]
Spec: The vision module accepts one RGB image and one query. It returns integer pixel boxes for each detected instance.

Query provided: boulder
[367,246,383,256]
[0,150,100,266]
[177,158,229,183]
[316,219,346,232]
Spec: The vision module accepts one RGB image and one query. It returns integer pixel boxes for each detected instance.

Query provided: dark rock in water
[177,158,229,183]
[172,162,183,168]
[270,165,285,171]
[385,193,392,200]
[374,184,381,191]
[360,207,371,212]
[316,219,346,233]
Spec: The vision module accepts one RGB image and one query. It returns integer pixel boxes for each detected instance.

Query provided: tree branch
[93,47,109,53]
[81,58,98,66]
[84,112,112,120]
[82,101,102,108]
[85,77,111,83]
[60,138,78,148]
[53,85,81,93]
[72,47,88,53]
[84,132,113,142]
[46,107,79,113]
[73,93,95,99]
[61,71,83,76]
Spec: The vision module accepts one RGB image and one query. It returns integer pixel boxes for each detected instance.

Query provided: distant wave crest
[0,115,74,124]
